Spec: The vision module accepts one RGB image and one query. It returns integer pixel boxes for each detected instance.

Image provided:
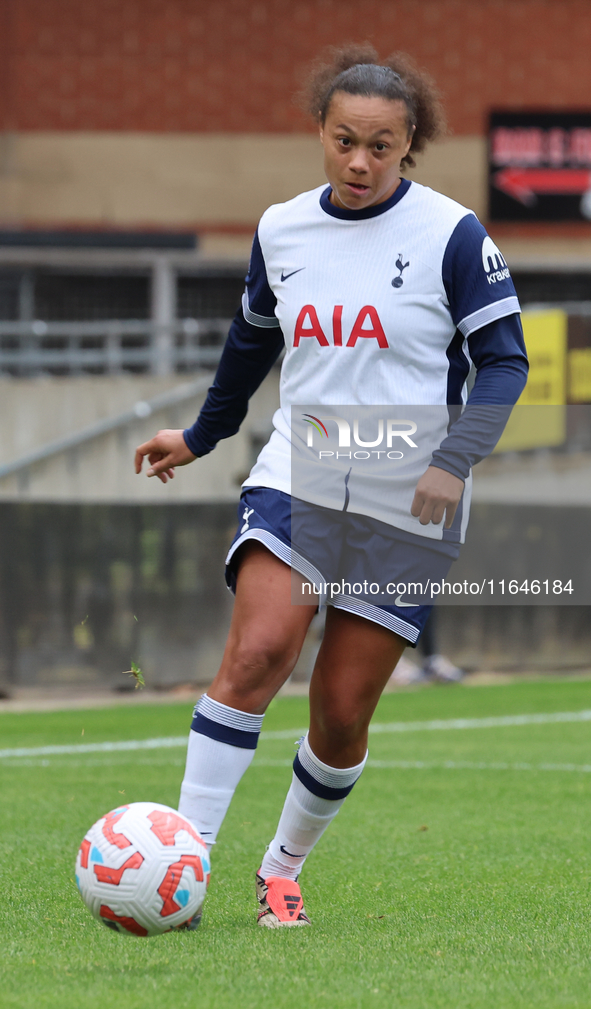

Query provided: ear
[318,120,324,145]
[401,129,413,159]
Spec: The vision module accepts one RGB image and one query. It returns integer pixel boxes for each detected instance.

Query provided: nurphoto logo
[302,414,418,460]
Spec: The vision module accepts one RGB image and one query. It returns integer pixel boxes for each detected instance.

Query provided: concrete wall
[6,130,591,265]
[0,370,280,502]
[0,131,488,228]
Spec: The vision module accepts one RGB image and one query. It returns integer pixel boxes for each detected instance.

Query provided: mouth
[344,182,370,196]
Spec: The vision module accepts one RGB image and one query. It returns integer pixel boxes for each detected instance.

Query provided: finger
[444,500,459,528]
[418,498,448,526]
[418,501,435,525]
[135,439,160,474]
[153,467,174,484]
[147,454,176,477]
[410,491,424,518]
[134,447,147,473]
[429,501,447,526]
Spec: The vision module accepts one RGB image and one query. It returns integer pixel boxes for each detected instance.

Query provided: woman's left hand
[411,466,465,528]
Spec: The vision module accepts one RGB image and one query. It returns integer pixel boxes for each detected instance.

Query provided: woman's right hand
[134,429,197,484]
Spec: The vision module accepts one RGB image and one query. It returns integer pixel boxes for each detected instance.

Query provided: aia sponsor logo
[294,305,388,348]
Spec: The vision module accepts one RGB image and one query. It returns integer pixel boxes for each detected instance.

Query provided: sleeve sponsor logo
[482,236,511,284]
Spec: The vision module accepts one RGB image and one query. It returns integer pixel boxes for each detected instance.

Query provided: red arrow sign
[493,168,591,205]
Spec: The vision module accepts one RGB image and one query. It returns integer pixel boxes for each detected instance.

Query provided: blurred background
[1,0,590,701]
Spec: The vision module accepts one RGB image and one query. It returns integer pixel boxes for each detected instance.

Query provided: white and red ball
[75,802,209,937]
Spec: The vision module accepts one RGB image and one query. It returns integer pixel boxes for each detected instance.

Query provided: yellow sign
[495,309,566,452]
[568,347,591,403]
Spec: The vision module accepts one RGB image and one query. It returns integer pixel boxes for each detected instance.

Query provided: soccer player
[135,45,528,927]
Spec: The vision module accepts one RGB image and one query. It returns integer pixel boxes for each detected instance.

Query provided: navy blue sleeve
[182,305,284,457]
[241,228,279,327]
[467,311,529,404]
[183,229,283,457]
[442,214,521,338]
[430,313,529,480]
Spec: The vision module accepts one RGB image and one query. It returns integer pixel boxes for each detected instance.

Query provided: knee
[219,631,299,704]
[314,702,367,748]
[234,631,297,678]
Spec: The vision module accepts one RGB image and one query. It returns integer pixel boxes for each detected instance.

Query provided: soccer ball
[75,802,210,937]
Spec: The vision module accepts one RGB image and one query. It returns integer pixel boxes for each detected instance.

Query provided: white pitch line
[367,709,591,734]
[253,758,591,774]
[0,736,188,759]
[4,756,591,774]
[1,709,591,760]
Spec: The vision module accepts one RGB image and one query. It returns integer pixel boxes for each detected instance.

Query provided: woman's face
[319,92,414,211]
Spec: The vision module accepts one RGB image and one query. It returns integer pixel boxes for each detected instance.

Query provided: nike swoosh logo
[394,594,419,608]
[276,843,300,859]
[281,268,305,282]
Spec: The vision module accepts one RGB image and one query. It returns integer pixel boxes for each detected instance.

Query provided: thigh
[308,606,406,766]
[209,541,317,713]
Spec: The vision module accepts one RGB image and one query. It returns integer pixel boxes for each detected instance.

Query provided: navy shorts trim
[332,594,423,643]
[226,526,325,595]
[225,487,457,645]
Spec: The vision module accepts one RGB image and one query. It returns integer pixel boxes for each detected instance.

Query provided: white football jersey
[241,179,521,541]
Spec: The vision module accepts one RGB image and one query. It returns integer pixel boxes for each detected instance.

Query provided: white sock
[178,694,264,854]
[260,734,367,881]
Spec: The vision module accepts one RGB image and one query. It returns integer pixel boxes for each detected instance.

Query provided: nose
[347,147,370,174]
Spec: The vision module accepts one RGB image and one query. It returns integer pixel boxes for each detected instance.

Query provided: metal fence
[0,318,230,376]
[0,256,247,377]
[2,257,591,378]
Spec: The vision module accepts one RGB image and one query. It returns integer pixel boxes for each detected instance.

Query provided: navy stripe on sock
[292,752,356,801]
[191,712,259,749]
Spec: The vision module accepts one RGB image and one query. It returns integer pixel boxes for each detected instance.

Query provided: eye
[375,142,388,152]
[337,137,352,148]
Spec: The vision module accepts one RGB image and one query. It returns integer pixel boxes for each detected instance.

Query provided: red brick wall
[0,0,589,135]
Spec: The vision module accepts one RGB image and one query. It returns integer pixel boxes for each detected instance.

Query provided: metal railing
[0,318,231,376]
[3,302,590,377]
[0,375,213,481]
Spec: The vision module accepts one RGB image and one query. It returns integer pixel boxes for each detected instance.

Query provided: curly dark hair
[298,43,447,169]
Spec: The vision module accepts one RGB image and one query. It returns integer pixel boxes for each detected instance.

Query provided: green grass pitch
[2,677,591,1009]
